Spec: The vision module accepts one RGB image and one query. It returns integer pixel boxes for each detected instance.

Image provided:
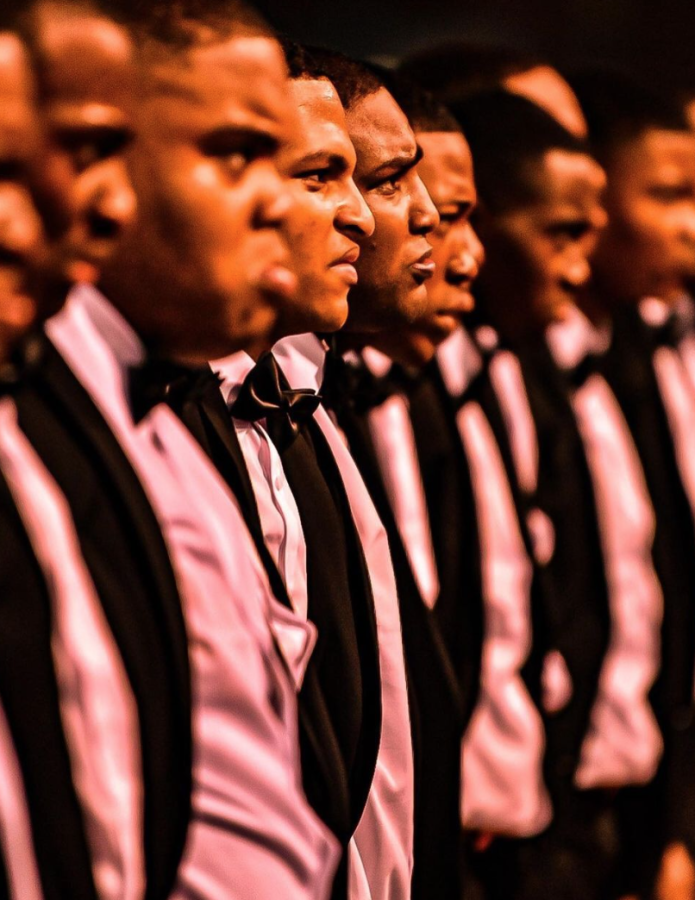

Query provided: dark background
[255,0,695,96]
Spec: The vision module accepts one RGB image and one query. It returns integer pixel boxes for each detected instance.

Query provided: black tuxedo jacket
[333,389,465,900]
[171,376,383,900]
[0,471,99,900]
[407,364,485,730]
[513,338,611,806]
[11,337,192,900]
[602,306,695,854]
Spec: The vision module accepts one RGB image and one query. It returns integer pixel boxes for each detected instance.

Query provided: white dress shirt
[547,308,663,788]
[273,333,414,900]
[46,285,339,900]
[437,328,552,837]
[0,398,142,900]
[361,347,439,609]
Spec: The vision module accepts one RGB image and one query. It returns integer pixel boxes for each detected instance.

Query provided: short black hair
[452,88,589,214]
[369,65,461,133]
[301,46,383,111]
[279,37,330,81]
[111,0,271,51]
[399,42,546,105]
[569,69,690,164]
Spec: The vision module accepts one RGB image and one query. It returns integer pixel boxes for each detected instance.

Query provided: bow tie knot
[321,349,419,416]
[230,352,321,448]
[128,359,221,424]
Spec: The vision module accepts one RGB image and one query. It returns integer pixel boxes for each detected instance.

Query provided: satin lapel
[305,416,383,831]
[194,382,265,535]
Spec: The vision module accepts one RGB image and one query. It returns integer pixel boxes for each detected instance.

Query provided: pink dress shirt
[46,285,339,900]
[437,328,552,837]
[273,333,414,900]
[0,398,143,900]
[547,308,663,788]
[361,347,439,609]
[212,351,310,623]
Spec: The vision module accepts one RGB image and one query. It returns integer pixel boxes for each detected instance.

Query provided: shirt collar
[546,305,611,370]
[436,326,483,398]
[210,351,257,407]
[271,333,328,393]
[45,283,146,432]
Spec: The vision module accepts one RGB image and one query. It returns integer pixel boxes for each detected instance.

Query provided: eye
[371,176,401,197]
[649,184,691,203]
[59,129,131,174]
[295,167,332,190]
[220,151,250,178]
[199,130,278,180]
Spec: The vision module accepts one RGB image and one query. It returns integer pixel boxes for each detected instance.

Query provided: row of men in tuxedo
[3,0,695,898]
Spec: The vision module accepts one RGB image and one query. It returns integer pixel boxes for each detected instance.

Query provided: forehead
[34,11,134,112]
[346,87,417,169]
[536,149,606,207]
[146,35,291,136]
[416,131,474,198]
[0,34,39,157]
[621,128,695,178]
[283,77,353,162]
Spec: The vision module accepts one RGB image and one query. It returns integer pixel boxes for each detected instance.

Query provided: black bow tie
[321,348,419,416]
[650,313,690,349]
[564,351,604,390]
[230,351,321,449]
[128,359,221,424]
[0,333,45,396]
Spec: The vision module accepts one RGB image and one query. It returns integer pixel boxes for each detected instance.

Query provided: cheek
[283,197,333,264]
[362,206,405,273]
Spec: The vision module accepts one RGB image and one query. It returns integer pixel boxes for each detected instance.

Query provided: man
[11,1,340,897]
[0,30,104,899]
[306,69,484,900]
[572,71,695,900]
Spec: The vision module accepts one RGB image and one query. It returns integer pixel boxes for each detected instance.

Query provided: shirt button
[274,474,283,491]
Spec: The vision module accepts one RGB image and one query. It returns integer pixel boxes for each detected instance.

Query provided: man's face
[31,3,137,285]
[475,148,607,334]
[102,35,300,362]
[273,77,373,337]
[345,87,439,332]
[400,130,484,361]
[503,66,588,140]
[0,34,52,361]
[591,128,695,304]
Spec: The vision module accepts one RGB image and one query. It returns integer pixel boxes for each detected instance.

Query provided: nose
[336,178,375,238]
[0,185,43,261]
[253,162,295,229]
[679,201,695,250]
[89,159,137,237]
[446,224,485,286]
[409,173,439,236]
[562,252,592,291]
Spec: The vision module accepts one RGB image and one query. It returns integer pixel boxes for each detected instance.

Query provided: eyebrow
[293,150,349,170]
[370,143,423,178]
[198,125,279,155]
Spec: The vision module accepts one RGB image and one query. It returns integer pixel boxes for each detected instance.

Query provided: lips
[409,248,435,284]
[330,245,360,285]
